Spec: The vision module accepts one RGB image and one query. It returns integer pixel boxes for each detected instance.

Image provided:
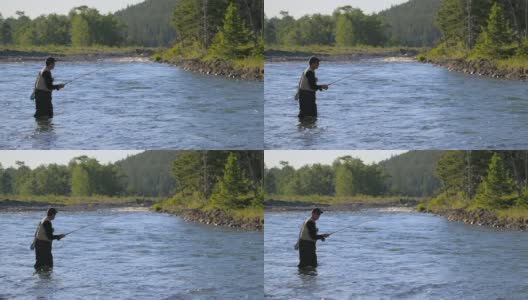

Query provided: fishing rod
[328,218,377,236]
[328,73,356,86]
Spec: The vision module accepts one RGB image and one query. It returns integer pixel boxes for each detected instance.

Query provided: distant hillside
[379,0,442,47]
[116,151,178,197]
[379,151,445,197]
[115,0,178,47]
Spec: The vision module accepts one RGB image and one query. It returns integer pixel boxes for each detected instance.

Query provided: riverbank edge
[265,198,419,212]
[422,57,528,80]
[424,207,528,231]
[264,48,419,62]
[0,198,155,211]
[155,206,263,231]
[0,48,156,62]
[155,56,263,81]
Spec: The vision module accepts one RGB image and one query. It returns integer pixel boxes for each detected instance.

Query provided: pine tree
[209,2,252,59]
[474,153,515,208]
[210,152,251,209]
[474,2,515,58]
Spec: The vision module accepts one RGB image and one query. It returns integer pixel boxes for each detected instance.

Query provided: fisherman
[296,56,329,119]
[33,57,65,119]
[297,208,330,268]
[32,208,65,271]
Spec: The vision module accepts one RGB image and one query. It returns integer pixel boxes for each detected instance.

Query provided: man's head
[309,56,320,70]
[45,57,56,70]
[311,207,323,220]
[47,208,57,220]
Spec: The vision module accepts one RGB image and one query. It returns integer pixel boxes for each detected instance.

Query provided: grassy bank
[0,194,158,206]
[418,192,528,229]
[152,193,263,230]
[421,43,528,80]
[266,194,424,206]
[153,44,263,80]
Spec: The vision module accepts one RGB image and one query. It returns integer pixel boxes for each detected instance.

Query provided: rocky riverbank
[265,48,419,62]
[159,57,263,80]
[425,58,528,80]
[265,198,419,212]
[0,198,155,212]
[159,207,263,231]
[430,208,527,230]
[0,48,155,62]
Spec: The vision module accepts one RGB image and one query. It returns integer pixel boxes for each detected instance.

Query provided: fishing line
[64,215,121,236]
[328,217,378,236]
[328,73,356,86]
[63,70,96,86]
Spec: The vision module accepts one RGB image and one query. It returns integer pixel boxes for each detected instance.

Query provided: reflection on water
[297,117,318,130]
[1,61,263,149]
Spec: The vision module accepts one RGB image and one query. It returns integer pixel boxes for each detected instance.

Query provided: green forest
[425,0,528,71]
[157,0,264,72]
[0,157,125,198]
[0,151,263,218]
[0,0,264,72]
[264,8,388,48]
[266,150,528,220]
[424,151,528,218]
[0,152,178,199]
[0,8,126,47]
[264,151,443,204]
[264,0,443,50]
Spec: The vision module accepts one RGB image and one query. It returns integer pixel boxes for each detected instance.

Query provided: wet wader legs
[34,90,53,119]
[34,240,53,270]
[298,240,317,268]
[298,90,317,119]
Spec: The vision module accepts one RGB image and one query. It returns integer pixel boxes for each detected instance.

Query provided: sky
[265,0,409,18]
[265,150,408,169]
[0,0,144,18]
[0,151,143,169]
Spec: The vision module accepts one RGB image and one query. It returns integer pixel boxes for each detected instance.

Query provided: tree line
[170,151,263,209]
[265,157,388,197]
[434,0,528,59]
[0,151,264,208]
[0,157,125,197]
[0,7,126,47]
[265,151,447,199]
[264,7,388,48]
[434,151,528,209]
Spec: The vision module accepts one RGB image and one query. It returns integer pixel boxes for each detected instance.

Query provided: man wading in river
[33,57,65,119]
[296,208,330,268]
[31,208,66,271]
[296,57,329,119]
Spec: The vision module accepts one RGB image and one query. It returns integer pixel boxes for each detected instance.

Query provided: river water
[0,209,263,299]
[265,209,528,299]
[265,59,528,149]
[1,60,263,149]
